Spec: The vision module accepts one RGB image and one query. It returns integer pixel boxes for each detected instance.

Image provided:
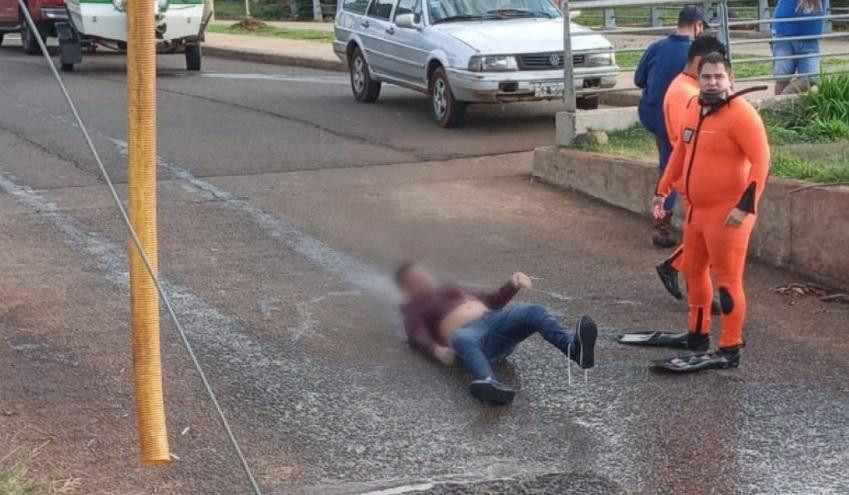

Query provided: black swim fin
[652,349,740,373]
[616,331,709,351]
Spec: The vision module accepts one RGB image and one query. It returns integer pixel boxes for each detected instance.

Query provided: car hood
[434,18,612,54]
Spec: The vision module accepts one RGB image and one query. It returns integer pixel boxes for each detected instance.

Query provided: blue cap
[679,5,711,27]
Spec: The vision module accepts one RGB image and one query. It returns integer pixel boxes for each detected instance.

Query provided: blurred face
[699,61,732,94]
[401,264,438,300]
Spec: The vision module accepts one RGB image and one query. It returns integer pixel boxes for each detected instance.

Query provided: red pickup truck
[0,0,67,54]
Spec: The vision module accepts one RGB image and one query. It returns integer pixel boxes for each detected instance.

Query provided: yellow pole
[127,0,170,464]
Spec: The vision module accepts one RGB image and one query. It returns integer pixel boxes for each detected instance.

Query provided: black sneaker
[653,348,740,373]
[616,331,709,351]
[656,261,683,300]
[569,315,598,369]
[469,378,515,405]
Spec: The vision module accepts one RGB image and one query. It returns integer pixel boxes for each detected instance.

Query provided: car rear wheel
[20,12,44,55]
[0,33,4,46]
[430,67,465,128]
[185,42,201,71]
[349,47,380,103]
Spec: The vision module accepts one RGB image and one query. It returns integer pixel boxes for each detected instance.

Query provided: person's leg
[481,303,575,358]
[681,217,712,338]
[659,136,677,211]
[795,39,821,84]
[653,135,678,248]
[451,320,497,381]
[772,39,795,95]
[453,314,517,405]
[703,215,755,351]
[480,303,597,369]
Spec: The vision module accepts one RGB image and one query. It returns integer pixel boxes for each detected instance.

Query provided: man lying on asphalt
[396,262,597,405]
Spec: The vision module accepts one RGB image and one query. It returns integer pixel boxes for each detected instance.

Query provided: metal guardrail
[561,0,849,108]
[579,0,841,33]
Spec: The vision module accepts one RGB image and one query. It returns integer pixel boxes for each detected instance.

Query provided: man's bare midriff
[438,299,489,345]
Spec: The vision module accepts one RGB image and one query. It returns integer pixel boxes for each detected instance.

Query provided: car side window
[395,0,421,20]
[367,0,394,19]
[343,0,370,15]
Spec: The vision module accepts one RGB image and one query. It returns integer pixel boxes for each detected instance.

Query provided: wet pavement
[1,45,848,494]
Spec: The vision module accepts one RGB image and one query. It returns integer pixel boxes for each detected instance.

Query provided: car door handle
[385,26,395,34]
[360,20,370,28]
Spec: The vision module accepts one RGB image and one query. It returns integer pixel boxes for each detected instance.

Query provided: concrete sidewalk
[203,31,345,71]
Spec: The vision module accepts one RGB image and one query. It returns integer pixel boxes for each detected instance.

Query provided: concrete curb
[532,146,849,287]
[204,46,347,72]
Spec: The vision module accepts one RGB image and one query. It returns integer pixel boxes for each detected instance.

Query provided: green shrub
[767,75,849,134]
[772,152,849,182]
[801,118,849,141]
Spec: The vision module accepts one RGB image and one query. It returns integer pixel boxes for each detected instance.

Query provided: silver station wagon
[334,0,619,127]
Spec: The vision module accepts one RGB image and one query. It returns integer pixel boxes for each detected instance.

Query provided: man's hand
[651,195,667,220]
[510,272,533,290]
[724,207,749,228]
[433,346,456,366]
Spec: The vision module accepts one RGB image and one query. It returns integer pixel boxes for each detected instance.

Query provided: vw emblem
[548,54,562,67]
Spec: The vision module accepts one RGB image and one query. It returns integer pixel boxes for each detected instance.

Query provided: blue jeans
[657,134,677,211]
[450,304,576,381]
[772,39,821,78]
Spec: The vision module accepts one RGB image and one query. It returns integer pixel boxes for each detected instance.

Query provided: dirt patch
[230,18,268,30]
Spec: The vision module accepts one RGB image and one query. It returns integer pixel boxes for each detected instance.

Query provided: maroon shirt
[400,282,519,360]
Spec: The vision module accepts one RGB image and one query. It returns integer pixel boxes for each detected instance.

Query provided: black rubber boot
[469,377,515,405]
[616,331,709,351]
[653,347,741,373]
[652,212,678,248]
[656,260,683,300]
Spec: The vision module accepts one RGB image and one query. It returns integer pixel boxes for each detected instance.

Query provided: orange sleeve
[656,132,685,198]
[733,104,771,214]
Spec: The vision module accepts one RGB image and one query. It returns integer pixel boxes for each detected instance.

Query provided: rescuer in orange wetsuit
[647,52,770,372]
[654,36,727,306]
[617,52,770,370]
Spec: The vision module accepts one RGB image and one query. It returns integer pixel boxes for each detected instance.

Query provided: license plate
[534,82,564,98]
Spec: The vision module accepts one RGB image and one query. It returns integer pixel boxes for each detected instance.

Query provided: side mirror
[396,13,420,29]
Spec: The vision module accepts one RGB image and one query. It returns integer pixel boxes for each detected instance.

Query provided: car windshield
[429,0,561,23]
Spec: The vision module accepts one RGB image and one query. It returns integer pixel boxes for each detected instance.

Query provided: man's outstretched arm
[476,272,531,310]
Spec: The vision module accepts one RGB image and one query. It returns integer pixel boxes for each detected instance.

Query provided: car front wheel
[349,47,380,103]
[430,67,465,128]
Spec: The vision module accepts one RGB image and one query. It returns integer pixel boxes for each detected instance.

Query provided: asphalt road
[1,44,848,495]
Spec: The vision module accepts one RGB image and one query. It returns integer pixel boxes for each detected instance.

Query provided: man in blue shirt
[635,5,709,248]
[772,0,825,95]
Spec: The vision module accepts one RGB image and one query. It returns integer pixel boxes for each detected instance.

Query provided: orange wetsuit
[656,95,770,349]
[661,72,700,272]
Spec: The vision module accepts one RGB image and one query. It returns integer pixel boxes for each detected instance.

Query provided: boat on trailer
[57,0,208,71]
